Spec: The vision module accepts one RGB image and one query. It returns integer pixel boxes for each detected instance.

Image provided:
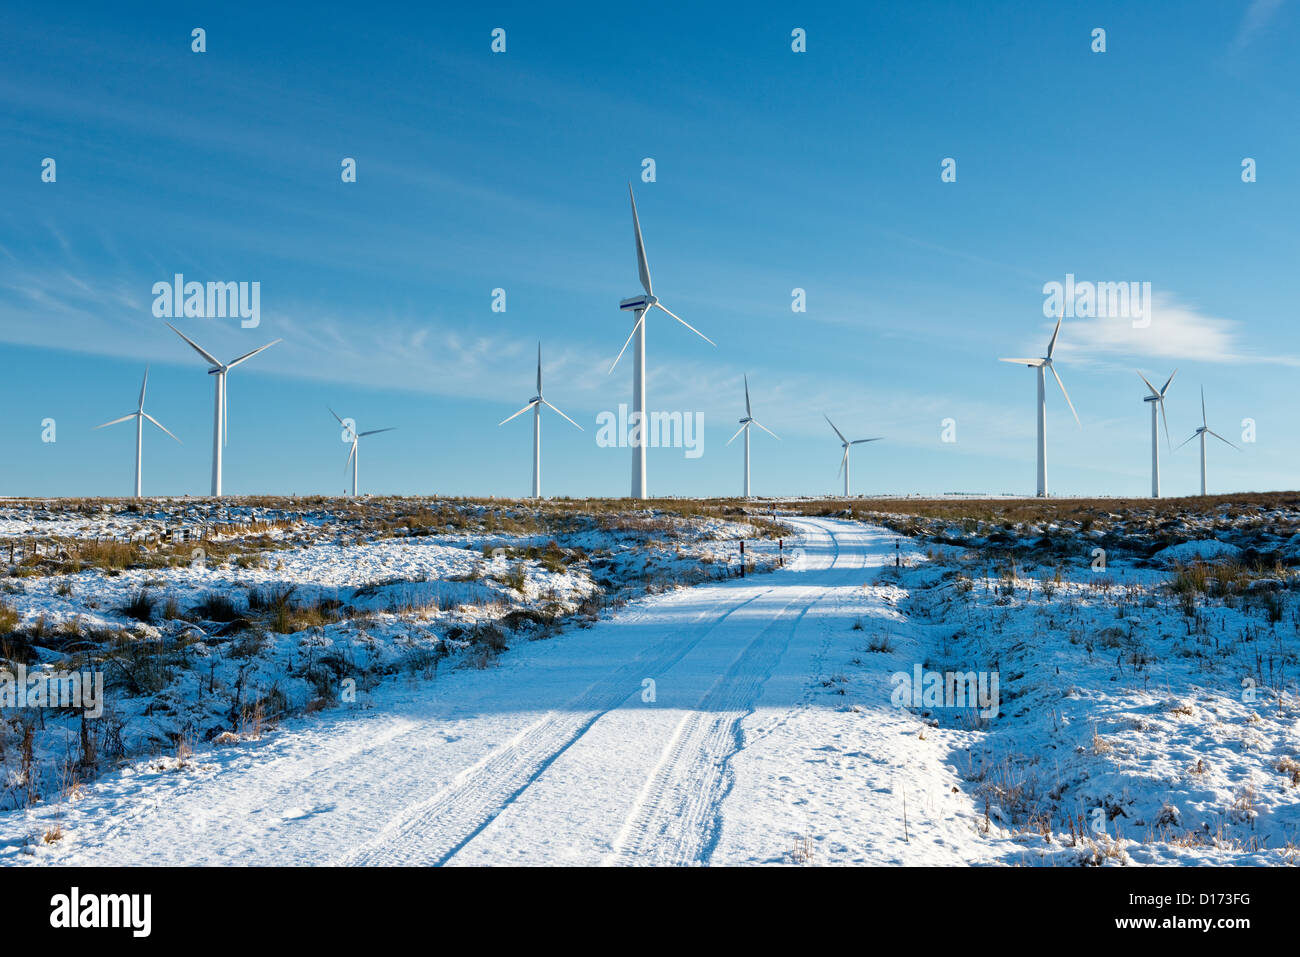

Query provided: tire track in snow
[336,577,804,866]
[606,518,871,865]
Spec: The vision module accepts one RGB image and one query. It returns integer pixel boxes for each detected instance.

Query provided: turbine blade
[226,338,282,369]
[654,302,715,347]
[536,341,543,395]
[725,423,747,446]
[1160,368,1178,396]
[1046,316,1062,359]
[138,366,149,412]
[1207,429,1241,451]
[751,419,779,440]
[608,311,646,374]
[744,373,751,418]
[999,357,1045,366]
[327,406,346,427]
[346,440,356,473]
[94,413,137,429]
[1175,432,1198,450]
[222,381,228,446]
[358,427,395,437]
[851,437,882,444]
[1201,386,1207,428]
[498,400,538,426]
[166,322,223,368]
[837,446,849,477]
[541,399,583,431]
[629,184,653,296]
[1136,370,1160,398]
[1160,398,1172,448]
[143,411,182,443]
[1050,364,1081,426]
[824,414,848,444]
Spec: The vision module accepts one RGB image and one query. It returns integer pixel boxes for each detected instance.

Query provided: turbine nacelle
[620,294,657,312]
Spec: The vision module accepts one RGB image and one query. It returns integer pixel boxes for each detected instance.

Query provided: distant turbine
[999,313,1080,497]
[1137,369,1177,498]
[609,184,715,499]
[499,343,582,498]
[94,366,181,498]
[824,415,880,497]
[329,409,394,497]
[1177,387,1239,495]
[725,374,778,497]
[167,323,281,496]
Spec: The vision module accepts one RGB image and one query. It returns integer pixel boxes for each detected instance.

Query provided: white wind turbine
[1137,369,1176,498]
[999,313,1080,497]
[94,366,181,498]
[824,415,880,497]
[167,323,281,496]
[1177,386,1239,496]
[329,409,394,498]
[609,184,715,499]
[499,343,583,498]
[726,374,778,498]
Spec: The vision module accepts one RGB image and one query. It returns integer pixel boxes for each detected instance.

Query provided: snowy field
[1,496,1296,865]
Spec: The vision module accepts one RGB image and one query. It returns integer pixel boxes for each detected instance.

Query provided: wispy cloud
[1230,0,1286,54]
[1052,293,1300,369]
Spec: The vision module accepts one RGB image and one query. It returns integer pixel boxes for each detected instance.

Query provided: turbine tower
[329,409,394,497]
[725,374,778,497]
[824,415,880,497]
[999,313,1079,497]
[167,323,280,496]
[1178,387,1239,496]
[94,366,181,498]
[499,343,582,498]
[609,185,715,499]
[1137,369,1176,498]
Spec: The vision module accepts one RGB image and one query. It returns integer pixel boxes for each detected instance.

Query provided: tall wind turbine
[1137,369,1176,498]
[726,374,778,497]
[999,314,1080,497]
[328,409,393,498]
[499,343,582,498]
[1177,387,1239,495]
[94,366,181,498]
[824,415,880,497]
[166,323,280,496]
[609,185,715,499]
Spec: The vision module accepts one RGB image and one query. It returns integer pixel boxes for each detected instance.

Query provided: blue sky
[2,0,1297,498]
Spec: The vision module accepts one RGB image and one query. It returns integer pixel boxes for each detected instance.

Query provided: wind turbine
[999,313,1080,497]
[1177,387,1239,496]
[329,409,394,497]
[166,323,281,496]
[609,185,715,499]
[1137,369,1177,498]
[499,343,582,498]
[94,366,181,498]
[824,415,880,497]
[726,374,778,497]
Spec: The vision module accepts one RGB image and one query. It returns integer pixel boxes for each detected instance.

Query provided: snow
[1152,540,1243,565]
[3,505,1296,865]
[4,516,1003,865]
